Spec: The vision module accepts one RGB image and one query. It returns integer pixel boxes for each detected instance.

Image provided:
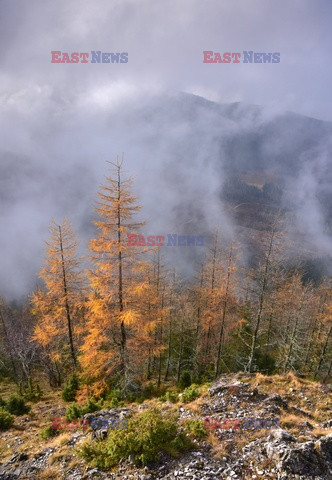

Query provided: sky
[0,0,331,298]
[1,0,332,119]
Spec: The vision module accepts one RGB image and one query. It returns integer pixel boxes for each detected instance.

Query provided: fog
[0,0,331,298]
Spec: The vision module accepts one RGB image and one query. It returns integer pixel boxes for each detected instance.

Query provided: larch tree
[0,299,19,381]
[303,283,329,373]
[164,269,180,382]
[199,231,221,374]
[80,159,145,396]
[314,284,332,379]
[32,218,85,371]
[132,250,169,385]
[273,273,316,373]
[193,233,240,378]
[246,219,285,373]
[215,241,240,378]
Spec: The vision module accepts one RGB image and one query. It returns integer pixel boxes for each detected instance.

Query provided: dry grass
[249,371,314,394]
[36,466,61,479]
[208,433,234,459]
[313,399,332,422]
[185,397,205,414]
[242,372,331,424]
[0,440,11,462]
[245,428,269,442]
[280,413,308,431]
[228,426,270,451]
[48,432,72,447]
[311,427,332,438]
[0,378,70,465]
[0,379,18,401]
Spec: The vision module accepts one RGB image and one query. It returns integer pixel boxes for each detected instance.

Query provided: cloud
[0,0,331,298]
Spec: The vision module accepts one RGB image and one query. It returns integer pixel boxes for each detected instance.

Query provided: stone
[209,380,249,397]
[281,441,323,476]
[319,433,332,463]
[262,394,288,409]
[268,428,297,443]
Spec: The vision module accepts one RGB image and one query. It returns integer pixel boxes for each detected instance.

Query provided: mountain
[1,92,331,297]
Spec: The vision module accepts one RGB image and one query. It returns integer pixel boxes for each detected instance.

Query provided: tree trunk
[0,306,18,381]
[215,245,233,378]
[193,264,204,374]
[116,164,126,375]
[164,275,174,382]
[58,226,76,368]
[177,317,184,383]
[315,324,332,378]
[247,231,274,372]
[202,235,217,372]
[157,288,165,388]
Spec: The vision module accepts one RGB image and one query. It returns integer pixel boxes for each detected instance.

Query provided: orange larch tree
[32,218,86,371]
[80,159,145,396]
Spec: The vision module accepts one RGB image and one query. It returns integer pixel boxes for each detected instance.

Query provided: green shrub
[78,408,192,467]
[142,383,160,399]
[182,418,207,439]
[181,385,199,403]
[62,375,79,402]
[66,397,103,422]
[5,395,30,415]
[133,396,146,404]
[255,351,276,375]
[81,398,100,415]
[178,371,192,389]
[65,403,82,421]
[0,408,14,430]
[159,390,179,403]
[40,425,58,440]
[0,396,6,408]
[104,388,124,408]
[18,377,43,402]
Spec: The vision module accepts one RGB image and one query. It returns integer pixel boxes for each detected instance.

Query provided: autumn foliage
[18,162,329,395]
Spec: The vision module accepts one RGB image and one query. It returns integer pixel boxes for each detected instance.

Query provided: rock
[264,432,332,478]
[319,433,332,463]
[321,419,332,429]
[0,474,20,480]
[281,441,323,476]
[8,453,29,463]
[91,427,108,441]
[209,380,249,397]
[301,420,314,430]
[320,384,332,394]
[268,429,297,443]
[265,430,297,467]
[290,406,314,419]
[262,394,288,409]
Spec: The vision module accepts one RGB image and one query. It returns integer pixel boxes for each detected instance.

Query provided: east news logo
[203,51,280,63]
[51,51,128,63]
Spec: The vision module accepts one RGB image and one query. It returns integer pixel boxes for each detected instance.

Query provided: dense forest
[0,161,331,402]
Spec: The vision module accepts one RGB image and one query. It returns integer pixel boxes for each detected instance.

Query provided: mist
[0,0,331,298]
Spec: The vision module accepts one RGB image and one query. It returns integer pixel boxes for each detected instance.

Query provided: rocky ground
[0,373,331,479]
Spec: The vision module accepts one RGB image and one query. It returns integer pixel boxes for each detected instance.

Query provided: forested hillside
[1,161,331,394]
[0,160,331,480]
